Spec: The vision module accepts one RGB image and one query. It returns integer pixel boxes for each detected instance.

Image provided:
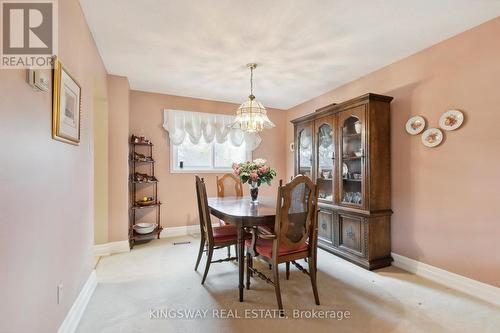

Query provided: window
[171,138,251,172]
[164,109,260,173]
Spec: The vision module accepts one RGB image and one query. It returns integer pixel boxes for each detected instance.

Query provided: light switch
[27,69,50,92]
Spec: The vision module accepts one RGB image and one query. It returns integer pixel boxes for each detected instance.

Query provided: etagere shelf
[129,135,162,249]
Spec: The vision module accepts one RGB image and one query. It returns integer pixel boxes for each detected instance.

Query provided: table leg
[238,225,244,302]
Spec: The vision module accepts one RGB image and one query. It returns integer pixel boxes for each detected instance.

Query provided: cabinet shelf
[130,142,153,146]
[131,180,158,184]
[132,202,161,210]
[132,226,163,241]
[342,178,362,182]
[130,159,155,164]
[343,156,362,161]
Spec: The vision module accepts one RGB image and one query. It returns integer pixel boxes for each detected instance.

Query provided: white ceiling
[80,0,500,109]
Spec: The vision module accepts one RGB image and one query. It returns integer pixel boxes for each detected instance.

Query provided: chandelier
[229,63,275,133]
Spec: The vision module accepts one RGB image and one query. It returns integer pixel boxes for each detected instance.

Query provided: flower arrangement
[232,158,277,186]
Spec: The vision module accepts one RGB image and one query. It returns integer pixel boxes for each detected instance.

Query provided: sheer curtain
[163,109,262,150]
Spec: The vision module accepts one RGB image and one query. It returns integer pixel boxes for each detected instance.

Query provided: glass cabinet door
[315,117,334,202]
[339,107,365,207]
[297,125,313,178]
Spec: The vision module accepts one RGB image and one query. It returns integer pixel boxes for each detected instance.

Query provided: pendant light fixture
[229,63,275,133]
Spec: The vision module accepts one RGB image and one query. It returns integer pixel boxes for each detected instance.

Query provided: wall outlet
[57,284,63,304]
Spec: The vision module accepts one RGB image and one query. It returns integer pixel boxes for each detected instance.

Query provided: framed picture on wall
[52,58,81,145]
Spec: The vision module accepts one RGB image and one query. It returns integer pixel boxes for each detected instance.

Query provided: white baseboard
[57,270,97,333]
[391,252,500,307]
[93,240,130,257]
[160,224,200,238]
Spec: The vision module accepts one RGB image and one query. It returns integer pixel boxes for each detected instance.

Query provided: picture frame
[52,58,81,145]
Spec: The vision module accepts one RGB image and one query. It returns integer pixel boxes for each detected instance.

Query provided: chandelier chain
[250,66,253,96]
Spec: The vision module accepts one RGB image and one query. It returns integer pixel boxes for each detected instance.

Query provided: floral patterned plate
[439,110,464,131]
[421,128,443,147]
[405,116,426,135]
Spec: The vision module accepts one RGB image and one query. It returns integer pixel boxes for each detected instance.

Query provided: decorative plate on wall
[421,128,443,147]
[439,110,464,131]
[405,116,426,135]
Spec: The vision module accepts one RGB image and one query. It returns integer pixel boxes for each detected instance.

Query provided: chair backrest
[216,173,243,197]
[274,175,319,254]
[195,176,214,243]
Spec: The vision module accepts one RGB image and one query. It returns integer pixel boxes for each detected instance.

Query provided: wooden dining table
[207,196,276,301]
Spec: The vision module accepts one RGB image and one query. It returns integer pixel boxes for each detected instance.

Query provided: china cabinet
[291,93,392,270]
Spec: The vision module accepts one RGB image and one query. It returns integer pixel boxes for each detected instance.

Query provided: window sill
[170,169,234,174]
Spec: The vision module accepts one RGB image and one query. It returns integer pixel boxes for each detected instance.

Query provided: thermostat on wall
[27,69,50,92]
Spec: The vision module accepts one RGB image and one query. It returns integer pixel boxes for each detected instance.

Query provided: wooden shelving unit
[129,136,162,249]
[291,93,393,270]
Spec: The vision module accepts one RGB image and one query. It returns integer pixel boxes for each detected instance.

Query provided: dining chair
[245,175,320,310]
[216,174,242,228]
[194,176,238,284]
[216,173,243,256]
[258,175,298,271]
[216,173,243,197]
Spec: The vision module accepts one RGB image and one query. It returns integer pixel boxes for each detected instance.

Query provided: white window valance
[162,109,262,151]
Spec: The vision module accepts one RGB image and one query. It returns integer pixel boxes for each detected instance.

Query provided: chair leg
[248,252,253,278]
[309,256,320,305]
[227,245,231,258]
[201,246,214,285]
[246,252,252,289]
[235,244,239,262]
[272,262,283,310]
[286,262,290,280]
[194,235,205,271]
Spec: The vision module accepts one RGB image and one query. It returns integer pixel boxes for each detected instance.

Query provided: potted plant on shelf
[232,159,277,204]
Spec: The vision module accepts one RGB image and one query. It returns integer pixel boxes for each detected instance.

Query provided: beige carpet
[77,236,500,333]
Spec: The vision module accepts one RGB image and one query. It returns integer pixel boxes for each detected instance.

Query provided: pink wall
[0,0,108,332]
[129,90,286,228]
[285,18,500,287]
[107,75,130,242]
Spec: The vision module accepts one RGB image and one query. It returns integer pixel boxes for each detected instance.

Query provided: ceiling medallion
[229,63,275,133]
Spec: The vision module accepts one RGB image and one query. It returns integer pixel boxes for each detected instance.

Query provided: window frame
[169,138,252,174]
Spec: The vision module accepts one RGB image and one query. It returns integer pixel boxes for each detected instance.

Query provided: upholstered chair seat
[212,225,238,244]
[245,238,308,258]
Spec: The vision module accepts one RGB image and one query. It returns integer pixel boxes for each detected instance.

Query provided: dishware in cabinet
[314,115,335,203]
[294,122,314,178]
[338,105,367,210]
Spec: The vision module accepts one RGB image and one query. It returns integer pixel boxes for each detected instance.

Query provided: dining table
[207,196,276,302]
